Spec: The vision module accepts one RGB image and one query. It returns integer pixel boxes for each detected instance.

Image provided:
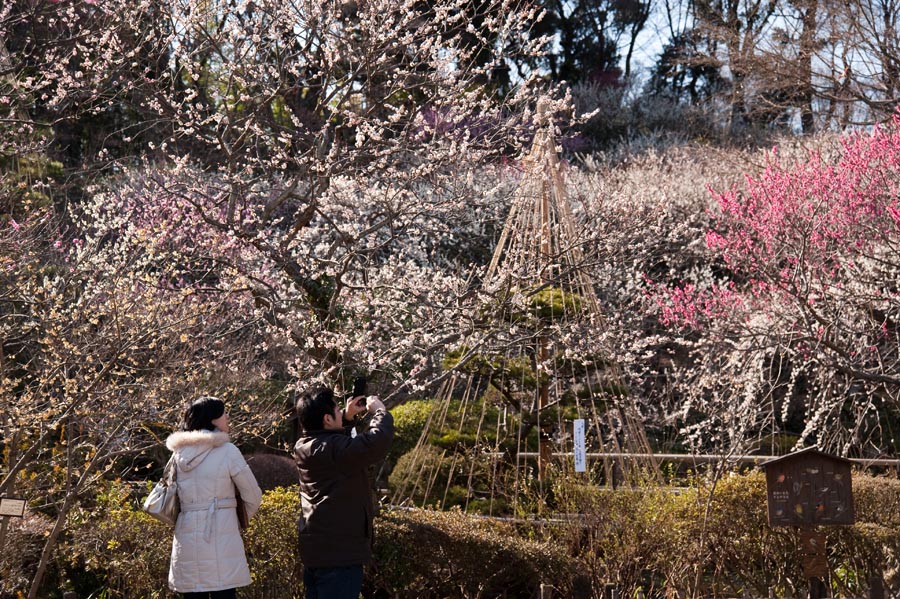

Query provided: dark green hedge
[22,471,900,598]
[370,508,579,598]
[53,483,575,599]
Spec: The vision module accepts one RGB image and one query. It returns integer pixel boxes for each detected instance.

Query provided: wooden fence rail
[507,452,900,468]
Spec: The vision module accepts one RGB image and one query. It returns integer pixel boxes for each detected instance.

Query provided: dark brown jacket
[292,409,394,568]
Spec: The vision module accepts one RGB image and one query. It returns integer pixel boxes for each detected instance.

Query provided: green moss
[529,287,584,320]
[433,429,478,449]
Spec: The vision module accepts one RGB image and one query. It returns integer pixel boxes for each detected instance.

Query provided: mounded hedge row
[50,484,578,599]
[548,470,900,599]
[5,471,898,598]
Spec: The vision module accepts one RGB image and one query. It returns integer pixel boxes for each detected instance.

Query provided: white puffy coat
[165,430,262,593]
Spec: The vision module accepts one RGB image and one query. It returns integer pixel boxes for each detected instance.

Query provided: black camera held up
[349,376,367,408]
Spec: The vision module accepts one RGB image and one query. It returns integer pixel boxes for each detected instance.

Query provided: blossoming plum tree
[0,197,275,597]
[652,119,900,456]
[5,0,558,381]
[2,0,561,593]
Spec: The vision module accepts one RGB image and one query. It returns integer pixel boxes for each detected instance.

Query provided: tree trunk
[797,0,818,133]
[27,496,74,599]
[27,421,76,599]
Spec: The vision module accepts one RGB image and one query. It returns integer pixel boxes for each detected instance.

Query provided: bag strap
[163,454,177,484]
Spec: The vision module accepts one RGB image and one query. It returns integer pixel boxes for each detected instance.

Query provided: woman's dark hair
[296,387,336,432]
[183,396,226,432]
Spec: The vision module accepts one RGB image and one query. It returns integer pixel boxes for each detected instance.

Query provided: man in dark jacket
[293,386,394,599]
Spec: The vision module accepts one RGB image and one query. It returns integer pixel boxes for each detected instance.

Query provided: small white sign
[573,419,586,473]
[0,497,26,517]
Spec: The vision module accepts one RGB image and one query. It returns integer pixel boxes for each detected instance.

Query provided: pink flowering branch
[647,278,746,329]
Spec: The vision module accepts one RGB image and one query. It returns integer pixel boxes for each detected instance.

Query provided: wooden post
[0,428,20,554]
[808,577,826,599]
[799,529,828,599]
[536,123,552,483]
[868,576,884,599]
[0,514,9,553]
[607,583,618,599]
[571,575,591,599]
[537,338,551,481]
[540,583,552,599]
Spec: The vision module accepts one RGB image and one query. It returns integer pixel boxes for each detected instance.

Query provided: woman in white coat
[166,396,263,599]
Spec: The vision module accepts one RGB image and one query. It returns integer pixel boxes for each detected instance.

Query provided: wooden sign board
[800,530,826,554]
[802,552,828,579]
[763,448,854,527]
[800,530,828,578]
[0,497,26,518]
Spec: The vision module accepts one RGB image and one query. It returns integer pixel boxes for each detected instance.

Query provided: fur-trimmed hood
[165,430,230,472]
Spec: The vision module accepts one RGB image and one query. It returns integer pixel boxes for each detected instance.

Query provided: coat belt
[181,497,237,512]
[180,497,239,542]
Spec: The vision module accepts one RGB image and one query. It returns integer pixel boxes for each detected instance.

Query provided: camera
[351,376,367,407]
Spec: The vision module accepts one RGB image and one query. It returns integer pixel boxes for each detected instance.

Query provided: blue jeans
[303,565,363,599]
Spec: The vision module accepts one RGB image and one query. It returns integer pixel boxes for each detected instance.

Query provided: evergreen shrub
[552,470,900,598]
[59,482,301,599]
[389,400,435,462]
[369,507,579,599]
[36,471,900,598]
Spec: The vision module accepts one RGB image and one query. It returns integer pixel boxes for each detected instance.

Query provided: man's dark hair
[296,387,336,432]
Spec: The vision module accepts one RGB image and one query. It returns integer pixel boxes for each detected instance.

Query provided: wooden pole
[808,576,825,599]
[0,323,10,553]
[0,515,9,552]
[537,338,551,481]
[536,119,553,483]
[800,528,828,599]
[0,427,19,554]
[868,576,884,599]
[572,574,592,599]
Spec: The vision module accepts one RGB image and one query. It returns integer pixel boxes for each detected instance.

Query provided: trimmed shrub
[552,470,900,598]
[58,483,572,598]
[389,444,455,508]
[246,453,299,491]
[854,475,900,526]
[370,507,580,599]
[48,471,900,599]
[389,444,512,515]
[60,482,301,599]
[831,476,900,593]
[388,400,435,463]
[242,486,301,598]
[552,478,691,597]
[60,482,173,598]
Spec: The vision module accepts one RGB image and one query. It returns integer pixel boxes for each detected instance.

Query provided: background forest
[3,0,900,597]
